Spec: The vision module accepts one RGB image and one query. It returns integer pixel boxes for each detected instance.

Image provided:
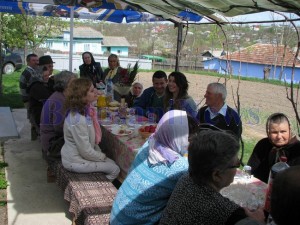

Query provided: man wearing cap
[27,55,55,140]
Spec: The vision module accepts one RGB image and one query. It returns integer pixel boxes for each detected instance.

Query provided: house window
[84,44,90,51]
[46,41,53,48]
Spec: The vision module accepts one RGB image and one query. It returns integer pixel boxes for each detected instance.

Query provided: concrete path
[4,109,72,225]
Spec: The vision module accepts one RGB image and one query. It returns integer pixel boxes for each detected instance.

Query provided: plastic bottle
[264,156,289,224]
[169,99,174,111]
[97,80,106,94]
[118,98,127,119]
[106,78,114,102]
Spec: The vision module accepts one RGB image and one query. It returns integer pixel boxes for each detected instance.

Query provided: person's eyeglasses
[226,160,241,169]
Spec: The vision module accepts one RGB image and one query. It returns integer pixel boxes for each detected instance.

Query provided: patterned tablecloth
[221,169,268,210]
[99,119,148,181]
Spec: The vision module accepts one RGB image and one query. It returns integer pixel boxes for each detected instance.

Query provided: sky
[207,11,300,26]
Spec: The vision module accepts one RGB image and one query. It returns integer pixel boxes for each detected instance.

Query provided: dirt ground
[136,71,298,140]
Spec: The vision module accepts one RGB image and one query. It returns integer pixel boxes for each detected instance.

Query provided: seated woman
[79,51,104,87]
[40,71,77,160]
[160,130,265,225]
[163,71,197,118]
[61,78,120,181]
[125,82,143,107]
[110,110,198,225]
[248,112,300,183]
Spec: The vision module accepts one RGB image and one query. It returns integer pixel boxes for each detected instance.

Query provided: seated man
[133,70,167,122]
[271,165,300,225]
[196,82,242,139]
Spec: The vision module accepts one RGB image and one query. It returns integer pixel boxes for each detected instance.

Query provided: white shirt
[206,103,228,119]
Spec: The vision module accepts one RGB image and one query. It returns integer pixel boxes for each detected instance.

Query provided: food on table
[108,106,119,111]
[139,125,157,133]
[109,101,120,107]
[118,129,132,135]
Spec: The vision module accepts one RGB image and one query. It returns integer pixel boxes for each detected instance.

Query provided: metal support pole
[175,23,183,72]
[69,6,74,72]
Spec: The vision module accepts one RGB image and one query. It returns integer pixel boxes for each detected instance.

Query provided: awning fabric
[1,0,298,23]
[0,0,202,23]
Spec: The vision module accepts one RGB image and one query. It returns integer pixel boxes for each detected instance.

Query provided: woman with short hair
[160,130,265,225]
[40,70,77,159]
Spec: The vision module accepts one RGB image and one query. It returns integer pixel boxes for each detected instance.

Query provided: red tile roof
[221,44,300,67]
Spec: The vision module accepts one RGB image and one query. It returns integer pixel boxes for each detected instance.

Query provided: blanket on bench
[51,161,117,225]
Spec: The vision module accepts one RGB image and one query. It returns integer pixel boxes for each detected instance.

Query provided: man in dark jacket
[196,82,242,139]
[27,55,55,140]
[133,70,167,122]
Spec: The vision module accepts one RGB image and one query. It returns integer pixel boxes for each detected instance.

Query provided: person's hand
[243,206,266,224]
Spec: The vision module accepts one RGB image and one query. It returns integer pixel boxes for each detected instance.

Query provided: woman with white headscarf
[125,82,143,107]
[110,110,198,225]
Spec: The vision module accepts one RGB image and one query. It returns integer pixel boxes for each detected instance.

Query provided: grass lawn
[0,68,25,108]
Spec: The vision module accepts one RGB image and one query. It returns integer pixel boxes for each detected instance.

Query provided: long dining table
[98,116,267,210]
[99,117,148,182]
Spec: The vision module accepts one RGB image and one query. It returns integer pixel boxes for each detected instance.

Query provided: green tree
[3,13,68,55]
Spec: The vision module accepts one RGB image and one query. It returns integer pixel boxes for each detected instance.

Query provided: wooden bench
[0,107,19,143]
[51,161,117,225]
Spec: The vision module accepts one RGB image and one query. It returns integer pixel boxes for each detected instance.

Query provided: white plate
[110,126,133,136]
[99,119,113,126]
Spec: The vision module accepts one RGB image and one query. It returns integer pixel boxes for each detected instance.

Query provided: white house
[42,26,130,57]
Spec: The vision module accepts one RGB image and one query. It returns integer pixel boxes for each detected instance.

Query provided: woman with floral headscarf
[248,113,300,183]
[110,110,198,225]
[79,51,104,87]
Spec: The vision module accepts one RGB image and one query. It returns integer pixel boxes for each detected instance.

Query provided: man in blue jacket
[133,70,167,122]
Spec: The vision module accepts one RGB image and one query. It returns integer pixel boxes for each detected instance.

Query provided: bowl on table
[138,125,157,139]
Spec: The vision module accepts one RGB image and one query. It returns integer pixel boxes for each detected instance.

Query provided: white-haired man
[196,82,242,138]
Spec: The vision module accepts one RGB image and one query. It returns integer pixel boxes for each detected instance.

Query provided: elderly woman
[110,110,198,225]
[79,51,104,87]
[125,82,143,107]
[61,78,120,181]
[159,130,265,225]
[248,112,300,183]
[163,71,197,118]
[40,71,77,160]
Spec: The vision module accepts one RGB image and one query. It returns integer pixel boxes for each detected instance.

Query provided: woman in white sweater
[61,78,120,181]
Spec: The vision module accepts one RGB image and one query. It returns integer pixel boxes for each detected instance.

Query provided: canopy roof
[0,0,202,23]
[4,0,299,23]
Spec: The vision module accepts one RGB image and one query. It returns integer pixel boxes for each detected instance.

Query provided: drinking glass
[128,108,136,125]
[243,165,252,179]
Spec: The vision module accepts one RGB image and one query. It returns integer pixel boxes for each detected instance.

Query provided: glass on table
[128,108,136,126]
[243,165,252,179]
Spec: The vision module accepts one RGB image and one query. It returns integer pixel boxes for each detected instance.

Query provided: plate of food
[110,125,133,136]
